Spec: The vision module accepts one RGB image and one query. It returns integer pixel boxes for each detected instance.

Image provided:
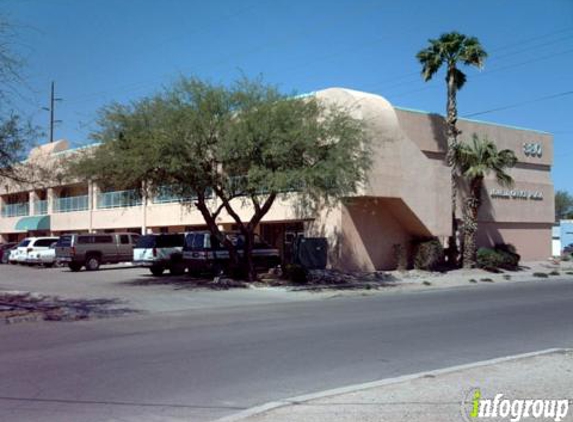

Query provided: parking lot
[0,263,317,316]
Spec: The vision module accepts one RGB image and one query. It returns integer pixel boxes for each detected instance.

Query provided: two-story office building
[0,88,555,270]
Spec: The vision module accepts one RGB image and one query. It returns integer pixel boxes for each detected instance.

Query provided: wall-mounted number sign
[523,142,542,157]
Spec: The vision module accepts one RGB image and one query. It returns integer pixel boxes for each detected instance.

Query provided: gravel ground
[234,350,573,422]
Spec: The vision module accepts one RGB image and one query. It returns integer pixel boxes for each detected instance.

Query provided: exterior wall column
[0,194,5,216]
[29,191,37,216]
[47,188,54,215]
[142,183,148,235]
[88,181,94,233]
[90,182,99,233]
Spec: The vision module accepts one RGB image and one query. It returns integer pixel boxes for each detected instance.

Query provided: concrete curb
[215,348,570,422]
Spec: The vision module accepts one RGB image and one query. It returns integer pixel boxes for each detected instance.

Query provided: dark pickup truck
[183,231,280,274]
[55,233,140,271]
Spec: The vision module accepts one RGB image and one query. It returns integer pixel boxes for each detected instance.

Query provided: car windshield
[18,239,30,247]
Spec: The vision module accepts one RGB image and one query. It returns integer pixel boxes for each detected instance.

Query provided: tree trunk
[445,66,460,267]
[242,229,256,282]
[462,177,482,268]
[194,193,240,274]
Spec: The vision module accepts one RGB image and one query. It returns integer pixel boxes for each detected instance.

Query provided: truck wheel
[68,262,82,272]
[85,255,101,271]
[150,266,164,276]
[169,263,186,276]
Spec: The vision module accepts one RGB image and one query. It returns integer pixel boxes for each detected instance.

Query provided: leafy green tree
[72,77,370,281]
[453,134,517,268]
[417,31,487,266]
[555,190,573,222]
[0,17,35,182]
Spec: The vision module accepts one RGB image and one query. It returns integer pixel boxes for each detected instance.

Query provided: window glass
[34,239,54,247]
[18,239,30,247]
[136,235,156,248]
[185,233,207,249]
[156,234,184,248]
[120,234,130,244]
[78,236,93,244]
[94,235,113,244]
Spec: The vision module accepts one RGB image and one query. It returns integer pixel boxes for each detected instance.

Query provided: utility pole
[43,81,62,143]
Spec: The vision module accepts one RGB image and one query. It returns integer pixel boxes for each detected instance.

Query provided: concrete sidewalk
[222,349,573,422]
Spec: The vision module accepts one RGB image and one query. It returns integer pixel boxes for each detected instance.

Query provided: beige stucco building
[0,88,554,270]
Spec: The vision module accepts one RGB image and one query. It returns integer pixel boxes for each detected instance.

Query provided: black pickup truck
[183,231,280,274]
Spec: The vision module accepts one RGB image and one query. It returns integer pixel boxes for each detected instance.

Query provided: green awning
[15,216,50,231]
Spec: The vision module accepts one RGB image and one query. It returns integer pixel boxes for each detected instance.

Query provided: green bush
[283,264,308,284]
[413,238,444,271]
[476,244,520,270]
[533,272,549,278]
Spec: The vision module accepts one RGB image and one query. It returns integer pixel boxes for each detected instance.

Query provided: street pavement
[1,277,573,421]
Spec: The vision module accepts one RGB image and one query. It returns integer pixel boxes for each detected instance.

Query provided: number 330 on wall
[523,142,542,157]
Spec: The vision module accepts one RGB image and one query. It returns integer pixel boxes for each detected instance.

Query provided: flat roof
[394,105,552,136]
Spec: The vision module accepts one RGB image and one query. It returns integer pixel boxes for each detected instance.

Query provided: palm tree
[453,134,517,268]
[416,32,487,266]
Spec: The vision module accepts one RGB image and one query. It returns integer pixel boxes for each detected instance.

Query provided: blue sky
[3,0,573,191]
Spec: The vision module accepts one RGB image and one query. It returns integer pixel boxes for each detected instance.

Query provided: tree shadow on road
[118,273,249,291]
[1,292,142,323]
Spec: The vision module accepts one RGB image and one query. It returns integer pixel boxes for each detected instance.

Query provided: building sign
[490,188,543,200]
[523,142,542,157]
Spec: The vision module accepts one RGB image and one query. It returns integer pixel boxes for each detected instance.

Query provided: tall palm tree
[453,134,517,268]
[416,32,487,266]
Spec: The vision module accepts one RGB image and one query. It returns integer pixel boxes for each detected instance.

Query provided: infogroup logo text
[465,389,569,422]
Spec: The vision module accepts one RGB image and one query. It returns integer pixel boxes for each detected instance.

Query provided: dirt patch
[0,291,140,324]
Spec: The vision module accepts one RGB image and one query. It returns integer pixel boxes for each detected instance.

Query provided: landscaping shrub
[476,244,520,271]
[413,238,444,271]
[549,270,560,276]
[533,272,549,278]
[283,264,308,284]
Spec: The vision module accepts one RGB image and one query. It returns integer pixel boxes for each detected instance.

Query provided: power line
[463,90,573,118]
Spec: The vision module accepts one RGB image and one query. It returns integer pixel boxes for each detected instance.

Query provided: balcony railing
[97,190,142,209]
[55,195,89,213]
[152,186,199,204]
[1,202,29,218]
[34,200,48,215]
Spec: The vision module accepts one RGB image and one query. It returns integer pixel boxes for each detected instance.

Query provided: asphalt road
[1,279,573,422]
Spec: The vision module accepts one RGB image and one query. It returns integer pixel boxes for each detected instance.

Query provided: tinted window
[185,233,207,249]
[18,240,30,247]
[136,235,156,248]
[34,238,56,247]
[78,236,93,244]
[94,235,113,244]
[57,235,72,247]
[156,234,184,248]
[130,234,140,244]
[120,234,130,245]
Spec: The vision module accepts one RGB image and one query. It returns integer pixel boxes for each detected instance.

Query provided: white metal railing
[34,200,48,215]
[97,190,142,209]
[1,202,29,218]
[55,195,89,213]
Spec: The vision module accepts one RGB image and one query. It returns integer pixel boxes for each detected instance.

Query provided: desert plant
[453,136,517,268]
[392,244,408,271]
[413,238,444,271]
[476,245,520,270]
